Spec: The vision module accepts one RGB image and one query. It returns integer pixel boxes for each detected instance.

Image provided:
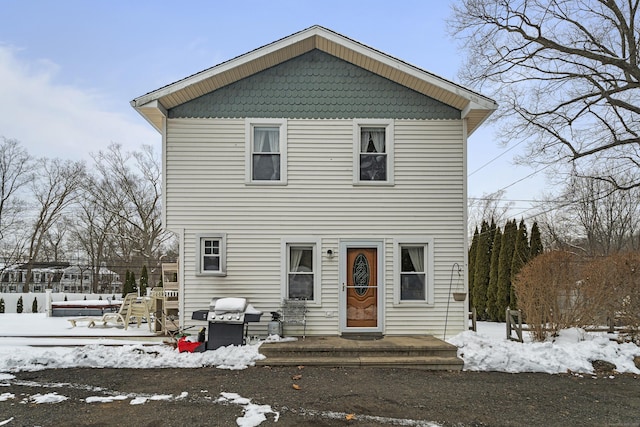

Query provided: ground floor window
[400,245,426,300]
[282,237,321,303]
[196,233,227,276]
[395,238,433,304]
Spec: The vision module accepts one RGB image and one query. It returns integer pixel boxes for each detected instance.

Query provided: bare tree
[450,0,640,190]
[538,171,640,255]
[468,189,513,237]
[0,137,34,241]
[41,217,73,262]
[91,144,173,279]
[72,175,120,293]
[23,158,86,291]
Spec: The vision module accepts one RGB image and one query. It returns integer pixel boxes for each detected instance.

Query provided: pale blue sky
[0,0,546,217]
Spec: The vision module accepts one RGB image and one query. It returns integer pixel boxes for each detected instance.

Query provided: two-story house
[131,26,496,338]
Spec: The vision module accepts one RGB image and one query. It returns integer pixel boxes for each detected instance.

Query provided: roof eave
[131,25,497,136]
[131,100,167,133]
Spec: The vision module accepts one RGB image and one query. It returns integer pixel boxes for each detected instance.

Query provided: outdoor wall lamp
[326,249,334,258]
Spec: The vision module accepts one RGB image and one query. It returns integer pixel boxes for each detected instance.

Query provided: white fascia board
[131,25,497,114]
[131,27,321,108]
[132,100,167,133]
[317,27,497,110]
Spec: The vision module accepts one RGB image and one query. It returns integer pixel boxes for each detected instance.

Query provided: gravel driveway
[2,366,639,426]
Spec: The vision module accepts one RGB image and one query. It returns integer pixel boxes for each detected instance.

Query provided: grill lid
[211,297,247,314]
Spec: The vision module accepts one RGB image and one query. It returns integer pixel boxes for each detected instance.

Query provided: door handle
[342,283,345,291]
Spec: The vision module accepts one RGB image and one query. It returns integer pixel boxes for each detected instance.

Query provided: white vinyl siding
[165,118,466,337]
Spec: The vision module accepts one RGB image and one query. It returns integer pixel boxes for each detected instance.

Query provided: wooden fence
[506,307,524,342]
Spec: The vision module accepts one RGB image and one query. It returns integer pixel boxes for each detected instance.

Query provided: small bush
[583,251,640,342]
[513,251,583,340]
[0,298,5,313]
[32,297,38,313]
[17,296,23,314]
[515,250,640,342]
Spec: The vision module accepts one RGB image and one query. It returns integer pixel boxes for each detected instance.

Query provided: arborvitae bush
[99,295,103,300]
[468,227,479,304]
[496,220,517,321]
[486,227,502,321]
[0,298,5,313]
[140,265,149,296]
[32,297,38,313]
[510,220,530,309]
[473,221,492,319]
[64,295,68,301]
[17,296,23,313]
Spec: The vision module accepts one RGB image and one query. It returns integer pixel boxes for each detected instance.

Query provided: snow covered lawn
[0,313,638,375]
[1,313,639,427]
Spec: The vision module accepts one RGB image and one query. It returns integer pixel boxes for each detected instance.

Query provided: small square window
[203,239,220,271]
[196,233,227,276]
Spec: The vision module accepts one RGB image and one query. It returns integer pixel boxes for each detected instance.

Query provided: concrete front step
[256,356,463,370]
[257,335,463,370]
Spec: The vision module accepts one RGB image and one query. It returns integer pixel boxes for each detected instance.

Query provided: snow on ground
[0,313,639,426]
[449,321,640,374]
[0,313,638,375]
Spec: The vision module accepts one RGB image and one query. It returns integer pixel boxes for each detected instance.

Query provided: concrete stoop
[257,335,463,370]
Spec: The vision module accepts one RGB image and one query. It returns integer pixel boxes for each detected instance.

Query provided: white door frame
[339,239,384,333]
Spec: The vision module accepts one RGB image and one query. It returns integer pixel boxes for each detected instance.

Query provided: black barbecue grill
[192,297,262,350]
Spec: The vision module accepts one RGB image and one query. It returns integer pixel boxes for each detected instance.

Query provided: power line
[468,139,526,177]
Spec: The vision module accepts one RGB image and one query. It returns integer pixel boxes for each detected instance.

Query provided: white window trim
[280,237,322,305]
[393,237,434,305]
[353,119,395,186]
[195,233,227,276]
[245,118,288,185]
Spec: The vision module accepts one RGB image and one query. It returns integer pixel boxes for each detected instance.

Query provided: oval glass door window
[353,253,370,296]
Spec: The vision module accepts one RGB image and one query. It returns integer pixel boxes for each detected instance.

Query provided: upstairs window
[253,127,280,180]
[353,120,394,185]
[360,127,387,181]
[246,119,287,184]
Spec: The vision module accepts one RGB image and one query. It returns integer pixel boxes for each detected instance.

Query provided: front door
[341,243,383,332]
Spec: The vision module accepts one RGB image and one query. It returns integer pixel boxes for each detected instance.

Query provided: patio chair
[123,295,154,331]
[68,293,137,329]
[280,299,308,339]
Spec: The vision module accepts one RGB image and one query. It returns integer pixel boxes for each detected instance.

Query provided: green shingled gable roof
[169,50,460,120]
